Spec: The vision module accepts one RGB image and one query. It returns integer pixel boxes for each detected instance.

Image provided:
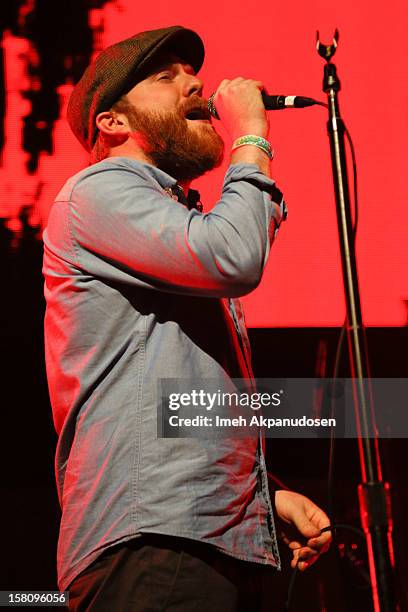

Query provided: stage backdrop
[1,0,407,327]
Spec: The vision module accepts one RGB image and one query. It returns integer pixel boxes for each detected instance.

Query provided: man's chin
[186,120,223,148]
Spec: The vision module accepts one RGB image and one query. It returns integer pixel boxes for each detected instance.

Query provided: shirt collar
[108,157,202,211]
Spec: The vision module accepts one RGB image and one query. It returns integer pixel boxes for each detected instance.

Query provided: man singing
[43,25,331,611]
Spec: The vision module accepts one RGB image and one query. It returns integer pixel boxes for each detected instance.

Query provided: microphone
[208,93,319,120]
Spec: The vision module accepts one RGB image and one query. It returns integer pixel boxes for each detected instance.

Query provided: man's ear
[95,111,130,139]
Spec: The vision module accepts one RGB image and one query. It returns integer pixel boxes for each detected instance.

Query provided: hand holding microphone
[207,79,321,173]
[208,86,320,123]
[209,78,270,141]
[208,78,274,175]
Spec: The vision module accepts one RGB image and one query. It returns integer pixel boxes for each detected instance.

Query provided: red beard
[125,97,224,181]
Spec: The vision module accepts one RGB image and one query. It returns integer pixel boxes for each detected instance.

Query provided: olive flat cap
[67,25,205,152]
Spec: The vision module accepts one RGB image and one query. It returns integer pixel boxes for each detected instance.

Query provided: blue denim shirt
[43,157,284,591]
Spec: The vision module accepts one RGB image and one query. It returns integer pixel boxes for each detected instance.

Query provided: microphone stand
[316,30,397,612]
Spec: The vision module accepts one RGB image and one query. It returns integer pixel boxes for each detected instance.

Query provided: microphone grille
[207,94,220,120]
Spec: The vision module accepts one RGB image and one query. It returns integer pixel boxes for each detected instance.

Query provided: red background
[2,0,407,327]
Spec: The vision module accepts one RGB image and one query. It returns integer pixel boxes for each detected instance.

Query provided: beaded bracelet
[231,135,274,160]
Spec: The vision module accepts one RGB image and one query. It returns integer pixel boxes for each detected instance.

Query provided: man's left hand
[274,490,332,571]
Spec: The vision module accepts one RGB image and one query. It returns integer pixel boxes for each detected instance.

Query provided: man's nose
[183,74,203,97]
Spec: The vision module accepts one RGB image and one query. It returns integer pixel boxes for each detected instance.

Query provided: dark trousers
[68,535,277,611]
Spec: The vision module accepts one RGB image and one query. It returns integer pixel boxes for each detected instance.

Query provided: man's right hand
[211,78,272,176]
[211,77,270,142]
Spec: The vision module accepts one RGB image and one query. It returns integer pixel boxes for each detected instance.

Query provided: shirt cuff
[224,163,288,228]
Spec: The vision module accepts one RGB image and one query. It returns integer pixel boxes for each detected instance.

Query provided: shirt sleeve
[63,162,284,298]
